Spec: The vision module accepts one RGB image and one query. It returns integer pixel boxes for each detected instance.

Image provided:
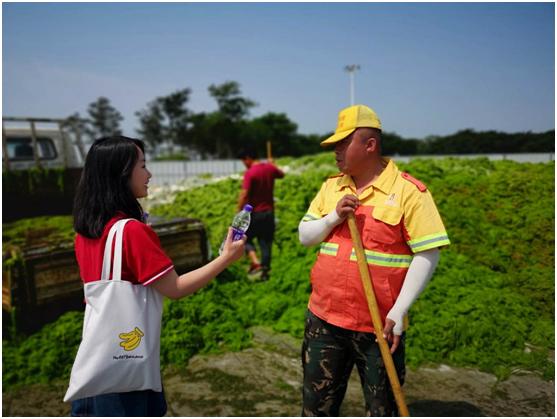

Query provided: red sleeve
[242,170,253,190]
[122,220,174,286]
[274,165,285,179]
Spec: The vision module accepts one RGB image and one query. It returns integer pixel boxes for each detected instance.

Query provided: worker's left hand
[383,318,401,354]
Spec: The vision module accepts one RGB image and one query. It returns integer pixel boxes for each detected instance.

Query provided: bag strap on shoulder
[100,222,119,281]
[100,218,134,282]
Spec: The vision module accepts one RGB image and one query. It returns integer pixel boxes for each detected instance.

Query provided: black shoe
[260,267,270,281]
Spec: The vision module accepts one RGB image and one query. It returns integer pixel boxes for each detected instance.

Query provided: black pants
[245,210,275,270]
[301,310,406,417]
[71,389,167,417]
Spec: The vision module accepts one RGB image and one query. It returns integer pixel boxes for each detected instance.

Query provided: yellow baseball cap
[321,104,382,146]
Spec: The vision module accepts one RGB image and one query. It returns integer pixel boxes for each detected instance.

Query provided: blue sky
[3,2,555,139]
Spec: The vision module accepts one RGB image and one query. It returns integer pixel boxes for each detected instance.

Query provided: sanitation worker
[237,147,285,280]
[298,104,450,416]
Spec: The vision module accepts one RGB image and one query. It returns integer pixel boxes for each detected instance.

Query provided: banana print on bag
[118,327,144,351]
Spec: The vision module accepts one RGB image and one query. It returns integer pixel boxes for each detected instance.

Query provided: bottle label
[231,227,245,241]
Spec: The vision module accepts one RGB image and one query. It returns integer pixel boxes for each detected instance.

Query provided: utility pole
[344,64,360,105]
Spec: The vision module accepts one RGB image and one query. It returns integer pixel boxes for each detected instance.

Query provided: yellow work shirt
[301,158,450,332]
[303,158,450,254]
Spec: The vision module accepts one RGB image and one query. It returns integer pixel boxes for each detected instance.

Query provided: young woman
[70,136,245,416]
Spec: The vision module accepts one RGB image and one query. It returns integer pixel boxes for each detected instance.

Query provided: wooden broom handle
[347,212,410,417]
[266,140,272,161]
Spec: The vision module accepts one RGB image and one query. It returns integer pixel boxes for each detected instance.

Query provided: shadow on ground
[408,400,484,416]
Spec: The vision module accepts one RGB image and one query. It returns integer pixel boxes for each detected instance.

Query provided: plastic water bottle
[219,204,253,254]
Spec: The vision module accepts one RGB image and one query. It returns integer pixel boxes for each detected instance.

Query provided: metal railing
[146,153,554,187]
[148,159,245,186]
[392,152,554,164]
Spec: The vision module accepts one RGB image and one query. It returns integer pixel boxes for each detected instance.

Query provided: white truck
[3,117,87,222]
[3,116,86,171]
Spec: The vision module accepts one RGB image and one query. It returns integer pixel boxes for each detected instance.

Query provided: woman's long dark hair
[73,136,146,238]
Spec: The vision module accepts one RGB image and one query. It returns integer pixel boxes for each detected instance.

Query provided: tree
[158,89,192,146]
[196,81,257,158]
[381,132,419,156]
[86,97,123,139]
[135,102,164,150]
[63,112,88,135]
[245,112,298,157]
[135,88,192,152]
[417,129,555,154]
[187,112,228,158]
[62,112,90,150]
[208,81,256,122]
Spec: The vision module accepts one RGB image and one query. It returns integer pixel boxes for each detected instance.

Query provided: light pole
[344,64,360,105]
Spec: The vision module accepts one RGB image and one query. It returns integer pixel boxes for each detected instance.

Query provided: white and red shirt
[75,214,174,287]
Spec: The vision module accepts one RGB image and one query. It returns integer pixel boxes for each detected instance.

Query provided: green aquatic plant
[2,156,554,388]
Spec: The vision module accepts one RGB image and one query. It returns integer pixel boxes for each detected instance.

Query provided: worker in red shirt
[237,147,285,280]
[298,105,450,415]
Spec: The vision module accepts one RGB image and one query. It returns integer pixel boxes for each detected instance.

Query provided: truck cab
[3,117,86,172]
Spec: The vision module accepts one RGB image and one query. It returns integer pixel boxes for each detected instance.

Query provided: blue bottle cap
[243,204,253,212]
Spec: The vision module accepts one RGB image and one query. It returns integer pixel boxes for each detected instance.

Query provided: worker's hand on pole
[382,318,402,354]
[336,194,360,219]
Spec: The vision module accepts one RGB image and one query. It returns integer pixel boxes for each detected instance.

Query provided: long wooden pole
[266,140,272,161]
[347,213,410,417]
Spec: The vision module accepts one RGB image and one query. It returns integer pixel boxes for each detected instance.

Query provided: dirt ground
[3,326,554,417]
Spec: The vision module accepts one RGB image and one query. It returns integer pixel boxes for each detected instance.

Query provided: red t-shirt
[242,162,284,212]
[75,215,174,286]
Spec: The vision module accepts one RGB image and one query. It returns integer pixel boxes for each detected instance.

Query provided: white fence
[147,153,554,186]
[393,152,555,164]
[148,159,244,186]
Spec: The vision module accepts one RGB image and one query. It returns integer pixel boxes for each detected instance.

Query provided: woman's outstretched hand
[220,227,246,263]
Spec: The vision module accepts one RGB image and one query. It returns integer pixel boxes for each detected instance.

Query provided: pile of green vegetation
[3,215,75,249]
[2,167,67,194]
[3,155,554,389]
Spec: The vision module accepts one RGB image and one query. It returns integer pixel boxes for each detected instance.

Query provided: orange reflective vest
[308,204,414,333]
[304,158,450,333]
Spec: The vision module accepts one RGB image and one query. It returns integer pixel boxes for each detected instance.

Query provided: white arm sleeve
[387,248,440,335]
[298,211,344,247]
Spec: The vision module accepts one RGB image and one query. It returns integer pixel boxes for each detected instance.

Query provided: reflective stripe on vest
[319,242,339,256]
[408,233,450,253]
[349,248,412,268]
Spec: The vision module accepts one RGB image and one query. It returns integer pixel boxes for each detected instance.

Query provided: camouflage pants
[301,310,406,417]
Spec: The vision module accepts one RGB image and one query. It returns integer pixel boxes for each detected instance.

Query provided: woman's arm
[151,228,246,299]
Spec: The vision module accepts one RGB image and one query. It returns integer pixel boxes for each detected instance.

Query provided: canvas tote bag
[64,218,164,402]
